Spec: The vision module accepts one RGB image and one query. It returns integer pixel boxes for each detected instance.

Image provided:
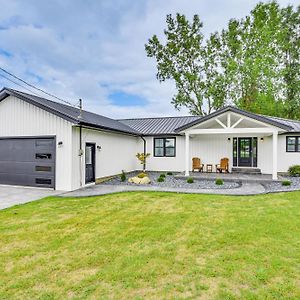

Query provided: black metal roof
[0,88,139,135]
[1,87,300,136]
[119,116,201,135]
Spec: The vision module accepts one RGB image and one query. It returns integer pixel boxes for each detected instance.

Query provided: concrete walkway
[0,185,61,210]
[61,182,266,198]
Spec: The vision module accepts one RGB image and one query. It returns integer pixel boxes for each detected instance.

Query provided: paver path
[61,182,266,198]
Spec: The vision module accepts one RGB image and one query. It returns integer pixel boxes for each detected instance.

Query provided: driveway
[0,185,61,210]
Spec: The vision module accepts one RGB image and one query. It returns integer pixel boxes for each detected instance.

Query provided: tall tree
[145,14,226,115]
[146,2,300,119]
[220,1,285,116]
[280,5,300,119]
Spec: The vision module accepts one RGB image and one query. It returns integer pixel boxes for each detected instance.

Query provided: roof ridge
[119,115,201,121]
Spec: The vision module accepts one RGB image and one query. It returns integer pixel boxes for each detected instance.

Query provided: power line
[0,73,42,96]
[0,67,78,107]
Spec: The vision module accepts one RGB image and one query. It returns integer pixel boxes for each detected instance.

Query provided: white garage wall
[0,96,74,190]
[71,127,141,190]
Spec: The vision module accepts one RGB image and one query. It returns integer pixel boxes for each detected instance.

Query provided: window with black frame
[286,136,300,152]
[154,137,176,157]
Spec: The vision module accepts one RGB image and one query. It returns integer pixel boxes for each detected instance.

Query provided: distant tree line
[145,1,300,119]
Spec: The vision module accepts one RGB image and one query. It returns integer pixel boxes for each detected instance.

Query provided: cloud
[0,0,293,118]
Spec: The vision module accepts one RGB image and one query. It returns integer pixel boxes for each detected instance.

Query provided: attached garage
[0,137,55,188]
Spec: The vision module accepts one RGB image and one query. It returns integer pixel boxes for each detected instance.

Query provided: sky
[0,0,295,119]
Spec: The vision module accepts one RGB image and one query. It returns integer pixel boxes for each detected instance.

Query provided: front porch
[178,108,284,180]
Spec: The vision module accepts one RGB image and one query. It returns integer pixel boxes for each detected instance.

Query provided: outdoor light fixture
[97,145,102,151]
[260,137,264,142]
[58,141,63,147]
[227,137,231,142]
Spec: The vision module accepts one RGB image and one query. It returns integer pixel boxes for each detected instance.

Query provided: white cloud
[0,0,294,118]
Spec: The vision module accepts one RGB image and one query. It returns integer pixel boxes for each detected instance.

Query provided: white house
[0,87,300,191]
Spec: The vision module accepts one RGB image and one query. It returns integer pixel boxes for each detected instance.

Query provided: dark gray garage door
[0,137,55,188]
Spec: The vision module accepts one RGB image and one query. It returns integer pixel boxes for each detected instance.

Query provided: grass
[0,192,300,299]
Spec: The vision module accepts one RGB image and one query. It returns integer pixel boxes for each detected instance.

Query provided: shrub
[282,180,291,186]
[137,172,147,178]
[160,173,166,178]
[157,176,165,182]
[120,171,126,182]
[167,172,173,176]
[215,178,224,185]
[288,165,300,177]
[187,177,194,184]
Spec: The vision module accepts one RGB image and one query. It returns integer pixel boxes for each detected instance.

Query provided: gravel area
[101,171,241,190]
[263,176,300,192]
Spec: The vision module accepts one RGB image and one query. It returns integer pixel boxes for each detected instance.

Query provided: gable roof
[0,88,139,135]
[1,87,299,136]
[174,106,294,132]
[119,116,201,135]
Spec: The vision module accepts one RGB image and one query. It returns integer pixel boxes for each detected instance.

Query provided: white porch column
[272,131,278,180]
[185,132,190,176]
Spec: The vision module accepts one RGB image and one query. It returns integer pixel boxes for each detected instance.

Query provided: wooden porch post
[185,132,190,176]
[272,131,278,180]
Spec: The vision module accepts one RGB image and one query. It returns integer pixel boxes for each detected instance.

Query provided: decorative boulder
[128,176,151,184]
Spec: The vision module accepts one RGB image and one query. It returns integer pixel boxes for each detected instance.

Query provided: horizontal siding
[0,96,73,190]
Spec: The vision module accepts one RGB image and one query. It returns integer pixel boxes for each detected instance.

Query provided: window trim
[153,137,176,157]
[286,136,300,152]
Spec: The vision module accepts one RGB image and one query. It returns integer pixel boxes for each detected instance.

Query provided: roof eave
[78,121,141,136]
[0,88,79,124]
[175,106,293,132]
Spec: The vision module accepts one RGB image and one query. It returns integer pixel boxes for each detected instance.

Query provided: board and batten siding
[71,127,141,190]
[0,95,74,191]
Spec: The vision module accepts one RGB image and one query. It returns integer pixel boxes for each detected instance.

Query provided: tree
[145,14,226,115]
[146,2,300,119]
[220,2,285,116]
[280,5,300,119]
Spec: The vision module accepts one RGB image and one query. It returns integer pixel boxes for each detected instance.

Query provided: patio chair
[192,157,204,172]
[216,158,229,173]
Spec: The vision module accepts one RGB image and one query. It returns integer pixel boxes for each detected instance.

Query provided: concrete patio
[175,172,284,183]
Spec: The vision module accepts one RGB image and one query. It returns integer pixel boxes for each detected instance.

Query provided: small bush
[157,177,165,182]
[120,171,126,182]
[160,173,166,178]
[167,172,173,176]
[288,165,300,177]
[215,178,224,185]
[282,180,291,186]
[187,177,194,184]
[137,172,147,178]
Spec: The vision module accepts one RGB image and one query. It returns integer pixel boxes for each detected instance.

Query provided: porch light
[58,141,63,147]
[227,138,231,142]
[97,145,102,151]
[260,137,264,142]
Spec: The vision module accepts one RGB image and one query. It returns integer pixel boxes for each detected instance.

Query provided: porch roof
[175,106,294,132]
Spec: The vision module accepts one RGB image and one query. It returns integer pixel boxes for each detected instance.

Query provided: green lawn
[0,192,300,299]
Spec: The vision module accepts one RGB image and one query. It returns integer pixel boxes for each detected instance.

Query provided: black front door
[238,138,252,167]
[85,143,95,184]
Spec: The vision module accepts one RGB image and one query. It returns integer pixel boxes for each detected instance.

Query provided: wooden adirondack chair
[216,158,229,173]
[192,157,204,172]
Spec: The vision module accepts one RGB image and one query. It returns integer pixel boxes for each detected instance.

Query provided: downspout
[140,136,146,172]
[78,99,83,187]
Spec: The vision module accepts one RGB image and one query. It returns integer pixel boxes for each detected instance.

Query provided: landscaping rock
[128,176,151,185]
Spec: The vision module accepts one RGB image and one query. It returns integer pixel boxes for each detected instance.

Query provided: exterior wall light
[58,141,63,147]
[227,138,231,142]
[97,145,102,151]
[260,137,264,142]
